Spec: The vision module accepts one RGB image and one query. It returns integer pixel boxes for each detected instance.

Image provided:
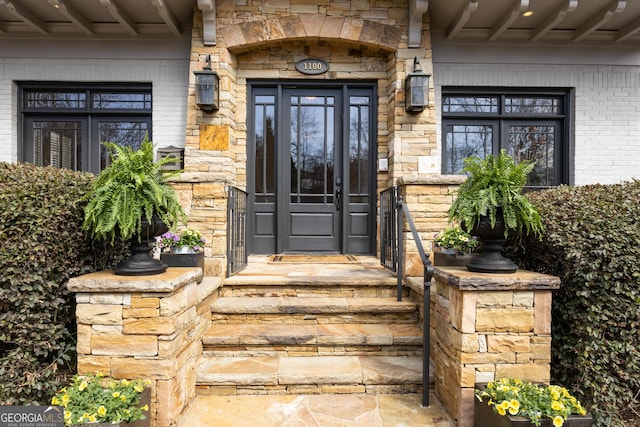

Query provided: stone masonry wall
[181,1,435,276]
[431,267,560,427]
[396,175,466,277]
[68,269,221,427]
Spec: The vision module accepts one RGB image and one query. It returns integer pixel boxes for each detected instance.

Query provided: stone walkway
[182,393,455,426]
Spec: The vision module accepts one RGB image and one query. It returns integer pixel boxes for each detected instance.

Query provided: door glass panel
[349,96,370,195]
[444,124,493,174]
[98,121,149,169]
[507,125,556,188]
[33,121,82,170]
[254,95,276,202]
[290,96,334,204]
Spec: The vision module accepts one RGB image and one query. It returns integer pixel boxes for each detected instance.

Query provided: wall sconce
[194,54,219,112]
[405,57,430,113]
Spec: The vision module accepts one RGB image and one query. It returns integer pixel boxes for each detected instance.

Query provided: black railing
[379,186,434,407]
[227,186,248,277]
[380,187,397,272]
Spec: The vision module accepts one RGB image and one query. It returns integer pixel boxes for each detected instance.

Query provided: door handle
[335,177,342,210]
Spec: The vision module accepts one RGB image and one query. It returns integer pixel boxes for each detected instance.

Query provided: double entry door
[249,83,376,254]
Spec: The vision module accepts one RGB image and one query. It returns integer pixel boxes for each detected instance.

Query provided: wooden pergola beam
[531,0,579,41]
[489,0,530,41]
[99,0,138,35]
[408,0,429,48]
[574,0,626,42]
[150,0,181,35]
[0,0,48,34]
[48,0,93,35]
[446,0,479,40]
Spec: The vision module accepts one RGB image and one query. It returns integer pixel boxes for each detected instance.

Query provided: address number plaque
[295,58,329,75]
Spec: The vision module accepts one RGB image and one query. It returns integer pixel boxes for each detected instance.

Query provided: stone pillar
[432,267,560,427]
[396,175,466,276]
[68,268,221,427]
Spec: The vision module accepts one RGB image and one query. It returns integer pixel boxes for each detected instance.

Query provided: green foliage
[52,372,149,425]
[0,162,126,405]
[475,378,587,426]
[449,150,543,238]
[507,181,640,426]
[82,138,185,243]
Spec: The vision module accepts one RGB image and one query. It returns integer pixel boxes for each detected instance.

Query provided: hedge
[508,181,640,426]
[0,162,126,404]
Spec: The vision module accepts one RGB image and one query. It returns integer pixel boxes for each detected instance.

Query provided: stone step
[212,296,417,314]
[196,355,431,395]
[202,323,424,356]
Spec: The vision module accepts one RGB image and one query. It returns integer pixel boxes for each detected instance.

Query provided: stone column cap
[67,268,203,293]
[396,174,467,186]
[434,267,561,291]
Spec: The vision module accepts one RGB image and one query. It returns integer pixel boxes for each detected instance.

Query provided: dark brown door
[249,84,376,254]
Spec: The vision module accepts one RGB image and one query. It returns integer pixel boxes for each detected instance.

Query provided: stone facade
[181,1,435,276]
[430,267,561,427]
[396,175,466,277]
[68,269,222,427]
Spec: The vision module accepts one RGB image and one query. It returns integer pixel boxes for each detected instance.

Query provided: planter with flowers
[475,378,592,427]
[433,226,478,266]
[52,372,150,427]
[157,227,205,275]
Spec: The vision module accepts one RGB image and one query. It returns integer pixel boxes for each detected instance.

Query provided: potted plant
[156,227,206,276]
[448,150,543,273]
[433,226,478,266]
[475,378,592,427]
[82,138,185,275]
[51,372,150,426]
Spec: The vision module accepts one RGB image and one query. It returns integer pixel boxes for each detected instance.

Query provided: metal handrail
[227,186,248,277]
[379,187,434,407]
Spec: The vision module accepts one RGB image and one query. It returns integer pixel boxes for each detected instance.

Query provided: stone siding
[182,1,435,276]
[429,267,561,427]
[68,269,222,427]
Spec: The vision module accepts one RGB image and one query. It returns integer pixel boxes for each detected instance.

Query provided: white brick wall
[0,50,189,164]
[434,49,640,185]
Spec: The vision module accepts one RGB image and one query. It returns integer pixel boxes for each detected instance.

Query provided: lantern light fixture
[404,57,430,113]
[194,54,219,112]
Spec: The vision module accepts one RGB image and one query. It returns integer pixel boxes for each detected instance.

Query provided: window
[19,83,152,174]
[442,89,569,189]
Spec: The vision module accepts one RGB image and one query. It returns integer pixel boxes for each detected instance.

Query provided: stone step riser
[195,383,425,396]
[202,347,423,357]
[219,287,406,299]
[211,313,420,324]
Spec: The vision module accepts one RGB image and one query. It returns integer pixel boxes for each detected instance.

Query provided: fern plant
[82,138,185,243]
[448,150,543,238]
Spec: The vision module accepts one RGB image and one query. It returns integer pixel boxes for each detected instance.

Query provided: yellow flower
[551,400,565,411]
[553,415,565,427]
[112,391,121,398]
[141,404,149,411]
[97,406,107,417]
[121,379,130,386]
[497,405,507,416]
[88,414,97,422]
[61,394,70,405]
[78,380,88,391]
[51,396,60,405]
[64,411,72,421]
[508,399,520,415]
[134,384,144,393]
[120,395,128,402]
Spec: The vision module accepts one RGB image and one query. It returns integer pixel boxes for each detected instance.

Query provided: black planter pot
[475,392,593,427]
[433,248,474,267]
[466,209,518,274]
[112,216,168,276]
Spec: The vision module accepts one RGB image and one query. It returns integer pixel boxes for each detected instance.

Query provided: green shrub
[0,162,126,404]
[507,181,640,426]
